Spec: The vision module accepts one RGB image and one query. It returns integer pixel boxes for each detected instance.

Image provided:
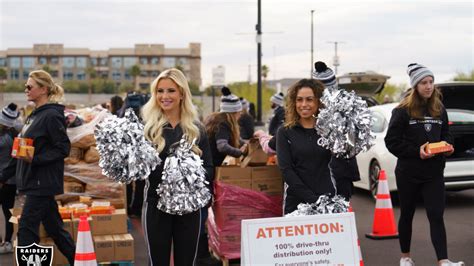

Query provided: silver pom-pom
[286,194,349,217]
[94,108,161,183]
[156,136,211,215]
[316,89,375,158]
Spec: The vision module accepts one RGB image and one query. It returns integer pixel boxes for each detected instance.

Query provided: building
[0,43,201,88]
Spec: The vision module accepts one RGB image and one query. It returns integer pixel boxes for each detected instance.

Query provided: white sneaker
[0,241,13,254]
[400,257,415,266]
[440,260,465,266]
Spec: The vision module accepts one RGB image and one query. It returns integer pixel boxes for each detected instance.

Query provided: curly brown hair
[204,112,240,148]
[284,79,325,128]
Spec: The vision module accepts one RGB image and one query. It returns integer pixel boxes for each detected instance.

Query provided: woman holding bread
[385,64,463,266]
[0,70,75,264]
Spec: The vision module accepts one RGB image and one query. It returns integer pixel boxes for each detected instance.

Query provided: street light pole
[327,41,345,75]
[256,0,263,125]
[311,10,315,77]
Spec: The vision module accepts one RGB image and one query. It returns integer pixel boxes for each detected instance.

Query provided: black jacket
[385,106,451,181]
[208,121,242,167]
[238,113,255,140]
[276,124,336,214]
[2,103,70,196]
[145,123,214,202]
[269,106,285,136]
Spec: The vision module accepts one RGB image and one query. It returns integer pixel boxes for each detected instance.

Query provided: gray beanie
[0,103,19,128]
[220,87,242,113]
[270,92,284,107]
[407,63,434,88]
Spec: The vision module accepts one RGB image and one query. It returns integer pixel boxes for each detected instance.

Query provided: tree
[188,81,201,96]
[261,65,269,84]
[374,83,406,103]
[86,67,97,103]
[128,65,141,90]
[453,70,474,81]
[0,68,7,80]
[42,65,52,74]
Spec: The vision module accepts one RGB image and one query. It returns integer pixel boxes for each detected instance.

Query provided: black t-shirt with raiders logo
[385,106,452,181]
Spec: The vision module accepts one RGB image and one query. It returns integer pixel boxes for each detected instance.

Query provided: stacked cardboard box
[215,165,283,195]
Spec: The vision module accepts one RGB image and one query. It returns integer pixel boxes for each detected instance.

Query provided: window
[99,58,108,66]
[22,57,35,68]
[9,69,20,80]
[8,57,20,68]
[123,57,136,68]
[140,71,148,77]
[111,57,122,68]
[63,57,75,68]
[150,71,160,78]
[23,70,31,80]
[38,57,48,65]
[124,71,132,80]
[90,58,98,66]
[0,58,5,67]
[112,71,121,80]
[150,57,159,65]
[139,57,148,65]
[76,57,87,68]
[77,71,86,80]
[50,57,59,65]
[371,111,387,133]
[176,57,187,66]
[63,71,74,80]
[162,57,176,68]
[51,71,59,78]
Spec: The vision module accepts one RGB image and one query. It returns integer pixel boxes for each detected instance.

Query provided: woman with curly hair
[276,78,336,214]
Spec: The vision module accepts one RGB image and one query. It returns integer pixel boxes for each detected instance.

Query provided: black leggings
[143,200,201,266]
[0,184,16,242]
[396,176,447,260]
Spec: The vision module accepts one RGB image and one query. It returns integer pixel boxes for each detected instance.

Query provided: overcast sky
[1,0,472,88]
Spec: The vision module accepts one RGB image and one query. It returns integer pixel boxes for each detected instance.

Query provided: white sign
[212,66,226,86]
[241,212,360,265]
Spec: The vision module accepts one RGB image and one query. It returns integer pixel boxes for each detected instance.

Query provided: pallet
[98,261,134,266]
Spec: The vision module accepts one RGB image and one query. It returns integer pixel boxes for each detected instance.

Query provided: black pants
[396,176,447,260]
[127,180,145,216]
[197,207,210,258]
[336,179,354,201]
[0,184,16,242]
[143,200,201,266]
[18,195,75,265]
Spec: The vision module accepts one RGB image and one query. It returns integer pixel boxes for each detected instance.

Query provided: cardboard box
[222,155,241,166]
[251,165,282,181]
[426,141,453,154]
[251,178,284,195]
[113,234,134,261]
[240,138,268,167]
[9,215,73,241]
[215,166,251,181]
[90,209,128,236]
[94,235,115,262]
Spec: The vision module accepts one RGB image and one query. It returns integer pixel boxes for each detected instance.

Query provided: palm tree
[262,64,270,86]
[128,65,141,91]
[86,67,97,104]
[41,65,52,74]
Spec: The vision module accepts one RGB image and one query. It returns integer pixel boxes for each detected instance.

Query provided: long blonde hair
[29,70,64,102]
[141,68,201,153]
[284,79,325,128]
[398,86,443,119]
[205,112,240,148]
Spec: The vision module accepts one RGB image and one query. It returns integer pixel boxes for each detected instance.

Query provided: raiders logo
[424,123,432,132]
[15,243,53,266]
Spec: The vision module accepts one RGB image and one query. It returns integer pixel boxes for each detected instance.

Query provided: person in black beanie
[238,97,255,140]
[268,92,285,136]
[385,63,463,266]
[313,61,360,201]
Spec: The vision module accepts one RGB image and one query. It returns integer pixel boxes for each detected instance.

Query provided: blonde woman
[0,70,75,264]
[385,64,463,266]
[141,68,213,265]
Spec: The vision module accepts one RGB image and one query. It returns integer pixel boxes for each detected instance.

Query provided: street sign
[212,66,225,87]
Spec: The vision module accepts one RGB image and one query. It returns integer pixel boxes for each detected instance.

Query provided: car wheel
[369,160,381,199]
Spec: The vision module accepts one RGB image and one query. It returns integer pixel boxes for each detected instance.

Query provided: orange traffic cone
[365,170,399,239]
[74,215,97,266]
[348,203,364,266]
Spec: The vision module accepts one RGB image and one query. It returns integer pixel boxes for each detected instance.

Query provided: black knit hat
[220,87,242,113]
[312,61,336,87]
